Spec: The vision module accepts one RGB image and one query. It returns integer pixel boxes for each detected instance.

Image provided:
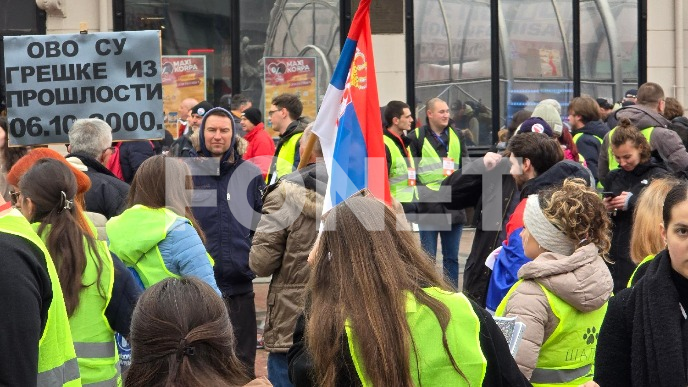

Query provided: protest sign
[3,30,163,146]
[161,55,206,135]
[264,57,317,136]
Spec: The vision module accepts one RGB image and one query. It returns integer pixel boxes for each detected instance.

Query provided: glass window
[414,0,493,146]
[501,0,573,127]
[240,0,275,107]
[123,0,233,104]
[263,0,340,108]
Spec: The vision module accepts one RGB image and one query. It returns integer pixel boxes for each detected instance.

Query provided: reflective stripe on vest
[607,126,654,171]
[346,288,487,386]
[383,135,416,203]
[37,357,81,387]
[413,127,461,191]
[268,132,303,183]
[0,210,81,386]
[496,280,606,386]
[34,223,120,386]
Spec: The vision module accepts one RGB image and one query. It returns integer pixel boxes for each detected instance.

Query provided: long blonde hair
[630,177,680,263]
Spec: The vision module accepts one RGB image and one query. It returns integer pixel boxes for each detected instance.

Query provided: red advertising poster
[161,55,206,136]
[264,57,317,136]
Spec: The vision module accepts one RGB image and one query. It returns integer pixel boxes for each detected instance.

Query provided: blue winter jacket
[189,107,265,297]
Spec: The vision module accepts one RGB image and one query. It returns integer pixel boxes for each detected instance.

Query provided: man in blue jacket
[189,107,265,377]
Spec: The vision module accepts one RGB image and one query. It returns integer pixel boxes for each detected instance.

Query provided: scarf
[630,250,688,386]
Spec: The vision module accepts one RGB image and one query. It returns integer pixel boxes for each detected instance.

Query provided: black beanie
[242,107,262,126]
[191,101,213,116]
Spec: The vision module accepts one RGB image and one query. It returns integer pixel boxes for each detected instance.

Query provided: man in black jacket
[66,118,130,219]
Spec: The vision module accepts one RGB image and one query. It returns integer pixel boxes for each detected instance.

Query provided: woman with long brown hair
[17,158,141,385]
[126,277,269,386]
[288,195,528,386]
[106,155,219,293]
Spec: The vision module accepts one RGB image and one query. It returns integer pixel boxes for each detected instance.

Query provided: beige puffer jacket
[499,243,613,379]
[249,163,324,352]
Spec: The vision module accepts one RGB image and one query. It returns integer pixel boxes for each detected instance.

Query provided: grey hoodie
[500,244,613,378]
[599,104,688,181]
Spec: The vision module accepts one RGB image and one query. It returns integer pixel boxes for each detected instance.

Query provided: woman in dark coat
[602,117,666,293]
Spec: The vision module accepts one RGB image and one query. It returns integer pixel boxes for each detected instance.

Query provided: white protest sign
[3,30,163,145]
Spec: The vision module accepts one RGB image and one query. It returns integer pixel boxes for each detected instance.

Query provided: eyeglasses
[9,190,21,205]
[267,109,280,116]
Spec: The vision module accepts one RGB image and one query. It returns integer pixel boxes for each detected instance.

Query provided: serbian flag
[312,0,390,213]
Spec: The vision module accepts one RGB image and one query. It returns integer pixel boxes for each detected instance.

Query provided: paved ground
[252,228,476,377]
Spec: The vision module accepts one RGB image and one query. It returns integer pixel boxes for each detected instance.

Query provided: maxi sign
[3,30,164,146]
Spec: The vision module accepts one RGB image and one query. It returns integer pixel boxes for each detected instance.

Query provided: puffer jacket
[249,162,326,352]
[599,104,688,181]
[106,205,221,295]
[499,244,613,379]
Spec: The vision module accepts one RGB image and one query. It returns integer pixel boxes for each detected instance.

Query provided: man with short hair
[568,96,609,183]
[383,100,416,215]
[266,93,307,184]
[484,132,592,311]
[407,97,467,287]
[599,82,688,182]
[66,118,130,218]
[229,94,252,137]
[177,97,198,137]
[249,124,326,386]
[190,107,265,378]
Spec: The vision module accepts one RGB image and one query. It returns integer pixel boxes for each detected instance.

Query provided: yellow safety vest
[267,132,303,183]
[346,288,486,386]
[607,126,654,171]
[107,205,214,289]
[497,280,607,386]
[627,254,656,287]
[34,223,120,386]
[411,127,462,191]
[0,210,81,386]
[383,134,416,203]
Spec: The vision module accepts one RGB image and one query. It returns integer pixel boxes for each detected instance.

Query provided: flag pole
[297,132,317,170]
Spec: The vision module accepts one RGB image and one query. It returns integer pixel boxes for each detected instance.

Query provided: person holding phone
[602,118,667,292]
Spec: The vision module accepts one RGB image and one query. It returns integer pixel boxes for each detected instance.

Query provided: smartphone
[601,191,617,198]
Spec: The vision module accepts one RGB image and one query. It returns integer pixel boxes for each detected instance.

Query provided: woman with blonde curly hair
[495,178,613,385]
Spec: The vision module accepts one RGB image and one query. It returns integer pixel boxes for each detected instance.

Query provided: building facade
[3,0,684,147]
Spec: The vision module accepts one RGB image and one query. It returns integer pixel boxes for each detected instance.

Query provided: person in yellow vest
[626,177,680,287]
[16,158,143,386]
[496,178,613,386]
[106,155,220,294]
[266,93,309,184]
[568,96,609,184]
[288,195,530,387]
[383,100,417,216]
[0,190,80,385]
[593,180,688,386]
[598,82,688,182]
[407,97,468,288]
[601,119,667,293]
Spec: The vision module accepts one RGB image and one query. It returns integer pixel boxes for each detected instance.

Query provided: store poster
[161,55,206,136]
[264,57,317,136]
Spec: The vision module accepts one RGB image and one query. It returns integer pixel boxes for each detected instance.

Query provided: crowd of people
[3,81,688,387]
